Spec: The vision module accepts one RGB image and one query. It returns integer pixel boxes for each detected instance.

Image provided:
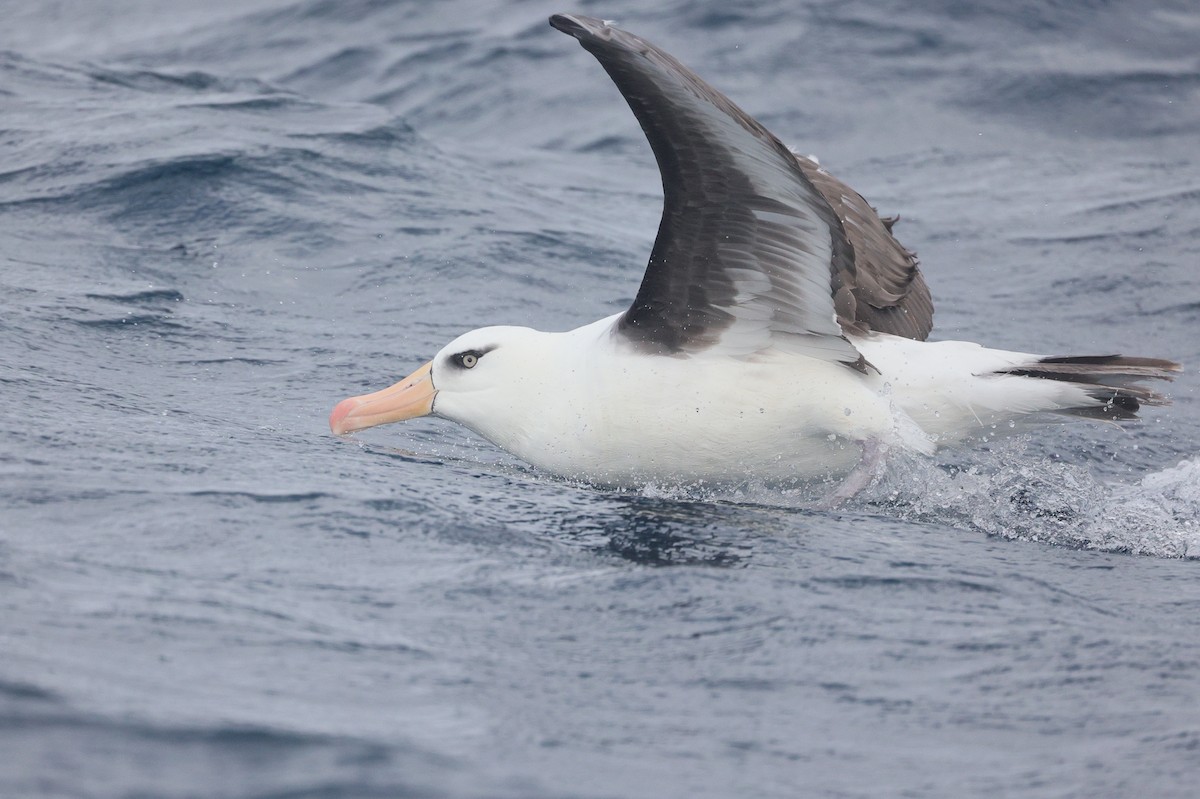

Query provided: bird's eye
[453,350,484,369]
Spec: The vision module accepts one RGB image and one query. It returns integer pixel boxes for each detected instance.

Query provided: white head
[329,326,564,452]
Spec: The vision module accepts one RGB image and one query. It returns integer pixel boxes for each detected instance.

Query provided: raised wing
[549,15,932,368]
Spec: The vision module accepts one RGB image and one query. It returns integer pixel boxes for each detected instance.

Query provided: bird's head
[329,326,555,440]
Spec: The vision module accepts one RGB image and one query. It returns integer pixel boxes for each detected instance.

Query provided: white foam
[870,444,1200,559]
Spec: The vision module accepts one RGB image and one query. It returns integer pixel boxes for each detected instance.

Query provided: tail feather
[996,354,1181,420]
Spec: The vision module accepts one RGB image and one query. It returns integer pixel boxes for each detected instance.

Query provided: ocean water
[3,1,1200,797]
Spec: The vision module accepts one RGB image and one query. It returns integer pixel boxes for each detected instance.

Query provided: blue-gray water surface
[3,1,1200,797]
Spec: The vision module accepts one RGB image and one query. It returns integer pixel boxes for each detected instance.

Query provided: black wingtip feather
[548,14,586,37]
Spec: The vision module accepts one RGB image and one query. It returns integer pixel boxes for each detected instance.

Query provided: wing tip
[549,14,606,40]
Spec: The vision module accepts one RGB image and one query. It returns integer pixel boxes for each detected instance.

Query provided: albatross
[330,14,1179,502]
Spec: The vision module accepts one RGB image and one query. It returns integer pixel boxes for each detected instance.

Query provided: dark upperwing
[550,14,932,368]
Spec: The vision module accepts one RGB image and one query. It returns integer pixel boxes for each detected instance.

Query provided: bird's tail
[993,355,1181,420]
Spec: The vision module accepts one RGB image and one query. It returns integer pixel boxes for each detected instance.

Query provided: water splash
[869,443,1200,559]
[365,429,1200,559]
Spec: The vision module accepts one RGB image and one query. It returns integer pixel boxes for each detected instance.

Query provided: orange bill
[329,361,435,435]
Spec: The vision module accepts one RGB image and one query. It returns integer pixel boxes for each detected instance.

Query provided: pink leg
[818,439,888,510]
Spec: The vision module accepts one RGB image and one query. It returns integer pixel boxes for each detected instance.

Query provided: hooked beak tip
[329,397,360,435]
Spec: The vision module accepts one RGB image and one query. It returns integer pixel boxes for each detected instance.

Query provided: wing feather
[550,15,933,368]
